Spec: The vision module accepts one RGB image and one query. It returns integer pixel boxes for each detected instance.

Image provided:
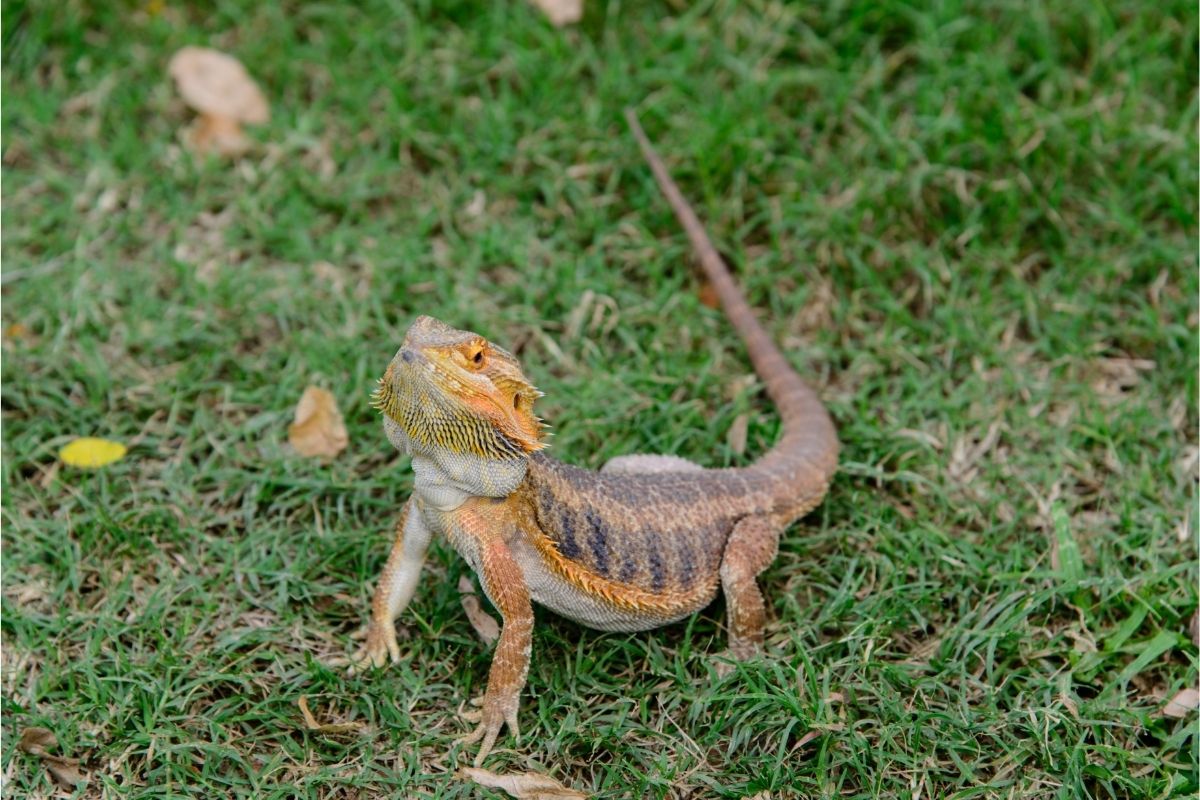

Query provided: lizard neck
[385,416,528,510]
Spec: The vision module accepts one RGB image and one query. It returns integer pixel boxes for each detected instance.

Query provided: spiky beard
[371,367,538,462]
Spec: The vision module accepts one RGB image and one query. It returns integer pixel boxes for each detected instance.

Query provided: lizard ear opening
[503,404,546,453]
[495,387,546,453]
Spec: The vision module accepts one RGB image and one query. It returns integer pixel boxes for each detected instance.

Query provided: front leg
[351,499,432,671]
[455,509,534,765]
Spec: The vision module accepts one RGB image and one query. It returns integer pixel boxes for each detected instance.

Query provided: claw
[714,642,764,678]
[346,618,400,675]
[455,693,520,765]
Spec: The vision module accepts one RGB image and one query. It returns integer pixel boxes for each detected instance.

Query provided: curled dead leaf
[18,727,87,789]
[43,756,86,789]
[458,575,500,646]
[297,696,366,734]
[529,0,583,27]
[18,727,58,754]
[459,766,589,799]
[168,46,269,157]
[288,386,348,459]
[1161,688,1200,718]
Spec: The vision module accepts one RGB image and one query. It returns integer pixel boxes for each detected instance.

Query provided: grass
[2,0,1197,797]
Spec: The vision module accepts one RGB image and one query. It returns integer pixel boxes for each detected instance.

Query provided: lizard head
[371,315,546,462]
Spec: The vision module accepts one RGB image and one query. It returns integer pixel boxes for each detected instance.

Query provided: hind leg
[718,516,781,663]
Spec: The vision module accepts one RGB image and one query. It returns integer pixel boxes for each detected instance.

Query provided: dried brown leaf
[529,0,583,27]
[186,114,253,157]
[288,386,348,458]
[727,414,749,457]
[698,280,720,309]
[169,47,269,123]
[458,767,589,799]
[168,47,269,157]
[458,575,500,646]
[1161,688,1200,718]
[18,727,87,788]
[44,756,87,789]
[297,696,366,734]
[1189,609,1199,647]
[5,322,30,340]
[18,727,58,754]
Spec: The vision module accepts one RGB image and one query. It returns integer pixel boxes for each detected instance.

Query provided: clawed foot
[455,692,520,766]
[714,641,763,678]
[346,618,400,675]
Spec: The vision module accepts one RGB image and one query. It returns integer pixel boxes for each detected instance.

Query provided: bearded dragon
[351,109,839,765]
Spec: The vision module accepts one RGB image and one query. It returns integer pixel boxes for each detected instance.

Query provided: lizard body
[352,110,839,764]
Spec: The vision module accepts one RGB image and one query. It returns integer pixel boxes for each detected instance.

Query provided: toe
[475,724,500,766]
[505,708,520,742]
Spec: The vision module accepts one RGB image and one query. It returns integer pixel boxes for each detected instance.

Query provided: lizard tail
[624,108,838,481]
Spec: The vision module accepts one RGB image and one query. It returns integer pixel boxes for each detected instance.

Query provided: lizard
[350,108,839,765]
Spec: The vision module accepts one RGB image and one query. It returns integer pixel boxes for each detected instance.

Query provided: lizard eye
[470,349,485,367]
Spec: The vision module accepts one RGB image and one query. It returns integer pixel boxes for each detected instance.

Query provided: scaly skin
[349,110,839,765]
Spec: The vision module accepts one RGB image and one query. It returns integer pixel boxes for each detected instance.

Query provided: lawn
[2,1,1197,797]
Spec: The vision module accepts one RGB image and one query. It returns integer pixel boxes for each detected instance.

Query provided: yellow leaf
[288,386,348,458]
[59,437,127,468]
